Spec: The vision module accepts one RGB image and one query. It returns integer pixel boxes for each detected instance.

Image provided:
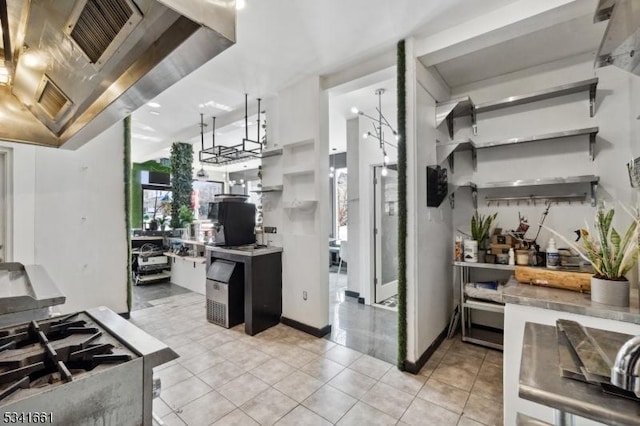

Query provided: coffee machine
[208,195,256,247]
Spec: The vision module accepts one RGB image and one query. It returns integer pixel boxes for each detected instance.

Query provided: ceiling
[130,0,605,166]
[130,0,519,164]
[432,14,607,88]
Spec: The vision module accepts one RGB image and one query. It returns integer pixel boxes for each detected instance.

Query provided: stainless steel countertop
[520,322,640,425]
[205,245,283,257]
[503,279,640,324]
[0,263,66,315]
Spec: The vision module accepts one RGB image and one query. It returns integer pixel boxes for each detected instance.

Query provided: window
[335,168,348,241]
[142,186,172,227]
[193,180,225,220]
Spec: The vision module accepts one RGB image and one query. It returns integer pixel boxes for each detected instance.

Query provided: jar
[516,250,529,266]
[463,240,478,263]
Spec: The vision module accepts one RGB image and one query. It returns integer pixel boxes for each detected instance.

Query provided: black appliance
[205,259,244,328]
[208,198,256,246]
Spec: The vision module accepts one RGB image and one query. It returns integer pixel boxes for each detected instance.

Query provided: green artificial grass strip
[170,143,193,229]
[124,116,132,312]
[397,39,408,369]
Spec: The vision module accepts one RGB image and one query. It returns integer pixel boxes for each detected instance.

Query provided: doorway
[374,164,398,307]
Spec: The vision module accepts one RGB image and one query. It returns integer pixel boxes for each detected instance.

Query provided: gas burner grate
[0,314,132,402]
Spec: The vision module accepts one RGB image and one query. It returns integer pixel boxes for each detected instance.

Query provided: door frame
[373,164,398,304]
[0,148,13,262]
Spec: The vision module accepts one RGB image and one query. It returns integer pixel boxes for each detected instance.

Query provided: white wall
[267,76,330,330]
[32,122,128,314]
[404,48,455,363]
[0,142,36,264]
[449,53,638,287]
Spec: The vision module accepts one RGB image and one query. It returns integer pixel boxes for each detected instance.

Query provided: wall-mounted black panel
[426,165,448,207]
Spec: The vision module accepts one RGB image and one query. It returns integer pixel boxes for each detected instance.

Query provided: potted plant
[157,215,167,232]
[178,206,196,239]
[471,211,498,263]
[544,204,639,307]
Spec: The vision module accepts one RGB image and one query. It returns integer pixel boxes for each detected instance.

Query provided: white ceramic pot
[590,276,630,307]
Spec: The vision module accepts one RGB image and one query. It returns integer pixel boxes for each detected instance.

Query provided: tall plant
[170,142,193,229]
[471,211,497,247]
[544,204,639,280]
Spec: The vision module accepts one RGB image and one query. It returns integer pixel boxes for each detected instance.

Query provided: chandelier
[199,94,264,166]
[351,88,398,176]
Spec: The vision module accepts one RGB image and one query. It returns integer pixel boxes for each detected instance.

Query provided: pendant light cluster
[199,94,264,166]
[351,88,398,176]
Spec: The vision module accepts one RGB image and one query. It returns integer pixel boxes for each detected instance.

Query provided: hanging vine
[397,39,408,369]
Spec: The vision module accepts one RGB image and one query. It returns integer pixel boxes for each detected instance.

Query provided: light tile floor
[130,293,503,426]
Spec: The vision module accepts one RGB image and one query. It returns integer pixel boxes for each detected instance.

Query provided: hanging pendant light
[196,113,209,181]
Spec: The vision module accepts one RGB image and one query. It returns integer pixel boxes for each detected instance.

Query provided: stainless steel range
[0,307,177,425]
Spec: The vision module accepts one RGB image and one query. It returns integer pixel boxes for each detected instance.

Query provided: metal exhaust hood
[0,0,235,149]
[594,0,640,76]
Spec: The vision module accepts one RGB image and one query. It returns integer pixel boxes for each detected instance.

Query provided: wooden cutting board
[515,266,592,293]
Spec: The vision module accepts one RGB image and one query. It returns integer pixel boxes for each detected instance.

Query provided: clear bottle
[508,248,515,266]
[546,238,560,269]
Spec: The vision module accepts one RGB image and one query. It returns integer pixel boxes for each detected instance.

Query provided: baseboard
[357,297,365,304]
[403,326,448,374]
[281,316,332,338]
[120,312,131,319]
[344,290,359,299]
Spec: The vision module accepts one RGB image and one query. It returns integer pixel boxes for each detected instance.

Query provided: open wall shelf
[251,185,283,193]
[260,149,283,158]
[436,96,477,137]
[475,78,599,117]
[437,127,598,173]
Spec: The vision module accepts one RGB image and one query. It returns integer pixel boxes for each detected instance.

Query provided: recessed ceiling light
[147,102,161,108]
[149,111,160,115]
[236,0,246,10]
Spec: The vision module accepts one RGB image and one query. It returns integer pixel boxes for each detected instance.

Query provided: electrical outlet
[264,226,277,234]
[303,291,308,300]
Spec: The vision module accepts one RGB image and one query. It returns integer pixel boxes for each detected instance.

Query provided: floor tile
[400,398,460,426]
[458,416,486,426]
[212,409,260,426]
[161,376,212,410]
[198,361,246,388]
[300,356,345,382]
[463,394,503,426]
[161,412,186,426]
[157,363,194,389]
[337,401,397,426]
[274,405,333,426]
[278,346,318,368]
[216,340,256,359]
[324,345,363,366]
[418,355,440,378]
[177,391,235,426]
[327,368,376,399]
[250,358,296,385]
[228,347,273,371]
[417,377,470,414]
[240,387,297,426]
[484,349,503,367]
[471,362,503,401]
[274,371,324,402]
[179,350,226,374]
[297,338,336,354]
[449,339,488,359]
[172,341,208,359]
[379,367,426,396]
[219,373,270,406]
[348,354,393,380]
[153,397,172,418]
[431,353,481,392]
[302,385,357,423]
[360,381,413,419]
[200,332,238,349]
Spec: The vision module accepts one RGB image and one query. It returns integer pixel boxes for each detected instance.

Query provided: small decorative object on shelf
[544,203,640,307]
[470,211,497,263]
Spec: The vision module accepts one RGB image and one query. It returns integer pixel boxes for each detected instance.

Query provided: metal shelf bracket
[589,132,596,161]
[590,180,598,207]
[471,146,477,171]
[590,83,597,117]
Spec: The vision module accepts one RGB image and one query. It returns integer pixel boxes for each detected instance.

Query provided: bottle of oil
[546,238,559,269]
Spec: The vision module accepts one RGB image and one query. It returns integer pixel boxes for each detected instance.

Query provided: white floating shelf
[282,200,318,213]
[282,168,315,177]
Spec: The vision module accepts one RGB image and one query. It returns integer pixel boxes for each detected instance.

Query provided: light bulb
[329,172,334,178]
[381,167,388,177]
[241,183,246,188]
[384,155,389,164]
[362,132,368,139]
[240,179,245,184]
[330,166,335,172]
[350,107,359,114]
[395,134,400,141]
[230,180,236,185]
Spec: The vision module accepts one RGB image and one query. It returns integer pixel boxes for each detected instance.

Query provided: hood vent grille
[68,0,139,65]
[37,78,71,119]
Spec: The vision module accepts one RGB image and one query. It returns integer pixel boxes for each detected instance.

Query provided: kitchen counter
[519,322,640,425]
[502,279,640,324]
[206,245,283,257]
